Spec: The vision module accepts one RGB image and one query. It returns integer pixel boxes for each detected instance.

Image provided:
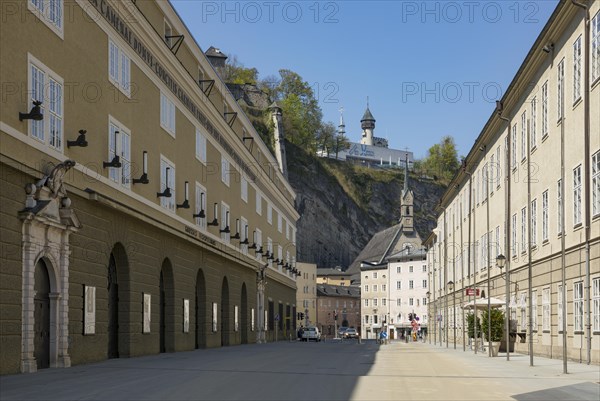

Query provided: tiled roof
[317,284,360,298]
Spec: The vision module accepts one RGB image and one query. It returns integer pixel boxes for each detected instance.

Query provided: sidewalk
[349,340,599,401]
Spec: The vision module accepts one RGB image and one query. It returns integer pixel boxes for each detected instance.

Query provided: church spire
[338,107,345,135]
[403,153,409,194]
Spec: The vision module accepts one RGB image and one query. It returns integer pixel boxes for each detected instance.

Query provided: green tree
[222,55,258,85]
[316,122,336,157]
[332,132,350,159]
[421,135,460,183]
[481,309,505,342]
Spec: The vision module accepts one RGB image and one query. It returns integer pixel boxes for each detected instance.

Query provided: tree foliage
[222,55,258,85]
[419,136,460,183]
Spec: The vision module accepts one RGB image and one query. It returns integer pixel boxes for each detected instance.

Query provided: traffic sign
[465,288,480,296]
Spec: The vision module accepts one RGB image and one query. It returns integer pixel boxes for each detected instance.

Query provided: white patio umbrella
[462,297,506,310]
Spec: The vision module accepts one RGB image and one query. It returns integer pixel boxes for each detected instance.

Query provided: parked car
[343,328,358,339]
[338,327,349,337]
[302,326,321,342]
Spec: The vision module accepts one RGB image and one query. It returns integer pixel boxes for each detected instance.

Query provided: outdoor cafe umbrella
[462,297,506,310]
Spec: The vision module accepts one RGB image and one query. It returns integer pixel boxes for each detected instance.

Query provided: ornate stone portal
[18,161,80,373]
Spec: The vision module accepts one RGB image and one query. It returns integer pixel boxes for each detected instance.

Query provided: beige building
[316,268,353,286]
[0,0,300,375]
[296,262,317,327]
[428,0,599,364]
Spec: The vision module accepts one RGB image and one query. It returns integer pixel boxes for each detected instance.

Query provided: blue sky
[171,1,558,158]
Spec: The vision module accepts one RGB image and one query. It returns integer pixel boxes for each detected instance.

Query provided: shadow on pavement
[512,382,600,401]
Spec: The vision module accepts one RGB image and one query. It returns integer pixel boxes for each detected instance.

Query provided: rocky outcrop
[287,143,445,269]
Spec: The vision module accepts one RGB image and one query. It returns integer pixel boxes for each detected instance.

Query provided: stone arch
[159,259,175,353]
[241,282,248,344]
[195,269,207,349]
[107,242,129,359]
[220,277,230,346]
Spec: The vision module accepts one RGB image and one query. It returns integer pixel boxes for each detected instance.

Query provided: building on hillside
[0,0,299,374]
[296,263,317,327]
[316,284,361,337]
[317,267,354,286]
[318,106,413,169]
[427,0,599,364]
[348,161,427,339]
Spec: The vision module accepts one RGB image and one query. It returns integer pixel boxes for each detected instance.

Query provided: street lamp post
[496,254,508,360]
[426,291,431,344]
[448,281,455,349]
[256,264,267,344]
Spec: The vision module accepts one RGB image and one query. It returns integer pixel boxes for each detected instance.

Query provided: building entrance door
[160,271,166,353]
[107,254,119,358]
[34,260,50,370]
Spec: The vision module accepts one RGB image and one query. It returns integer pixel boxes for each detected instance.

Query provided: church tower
[360,102,375,146]
[400,156,414,233]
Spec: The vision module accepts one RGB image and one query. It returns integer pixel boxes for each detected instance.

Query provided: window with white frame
[256,190,262,215]
[373,299,378,307]
[558,179,563,234]
[28,0,63,36]
[364,299,369,307]
[531,199,537,247]
[573,165,582,226]
[557,59,564,121]
[542,190,549,241]
[396,281,401,290]
[482,163,488,200]
[423,298,427,306]
[195,183,206,230]
[277,245,283,271]
[520,293,527,332]
[241,175,248,203]
[409,266,413,273]
[221,156,230,186]
[521,207,527,253]
[382,284,386,292]
[267,238,273,268]
[286,220,290,240]
[558,284,564,331]
[512,125,517,169]
[496,146,501,188]
[373,272,378,278]
[382,298,387,306]
[521,111,526,161]
[422,265,427,272]
[108,119,131,187]
[160,92,176,136]
[364,284,369,292]
[593,12,600,82]
[593,277,600,332]
[277,212,282,233]
[531,97,537,149]
[409,280,414,289]
[490,155,495,192]
[542,288,550,331]
[373,285,378,292]
[160,157,176,212]
[573,36,582,103]
[29,58,63,150]
[541,81,548,138]
[495,226,500,256]
[409,298,414,306]
[255,229,262,262]
[108,39,130,97]
[364,315,369,324]
[195,128,207,164]
[574,281,584,332]
[593,151,600,217]
[423,279,427,288]
[532,290,538,331]
[397,298,402,306]
[267,203,272,224]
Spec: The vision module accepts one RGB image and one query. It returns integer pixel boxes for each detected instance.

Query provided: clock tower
[400,156,414,233]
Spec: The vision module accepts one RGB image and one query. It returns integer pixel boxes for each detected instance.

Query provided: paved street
[1,340,598,401]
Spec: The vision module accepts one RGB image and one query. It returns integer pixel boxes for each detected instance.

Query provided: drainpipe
[497,101,511,362]
[460,189,466,352]
[527,117,533,367]
[571,0,591,367]
[462,164,474,353]
[442,206,448,348]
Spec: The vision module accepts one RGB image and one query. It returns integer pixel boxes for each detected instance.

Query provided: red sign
[465,288,480,296]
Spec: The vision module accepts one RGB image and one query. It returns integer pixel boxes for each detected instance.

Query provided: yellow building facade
[0,0,299,374]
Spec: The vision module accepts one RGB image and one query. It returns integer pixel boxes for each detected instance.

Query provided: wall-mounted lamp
[157,166,172,198]
[104,131,122,168]
[193,192,205,219]
[220,211,230,233]
[273,258,280,265]
[207,203,219,226]
[542,43,554,53]
[133,151,149,184]
[67,130,88,148]
[277,259,284,266]
[19,100,43,121]
[232,219,241,239]
[249,230,257,249]
[177,181,190,209]
[447,280,454,291]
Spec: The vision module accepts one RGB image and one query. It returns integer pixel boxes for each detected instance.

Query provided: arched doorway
[241,283,248,344]
[160,259,175,353]
[34,260,50,370]
[107,254,118,359]
[195,269,206,349]
[220,277,230,346]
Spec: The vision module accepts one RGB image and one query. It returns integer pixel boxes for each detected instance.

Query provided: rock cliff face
[287,144,446,269]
